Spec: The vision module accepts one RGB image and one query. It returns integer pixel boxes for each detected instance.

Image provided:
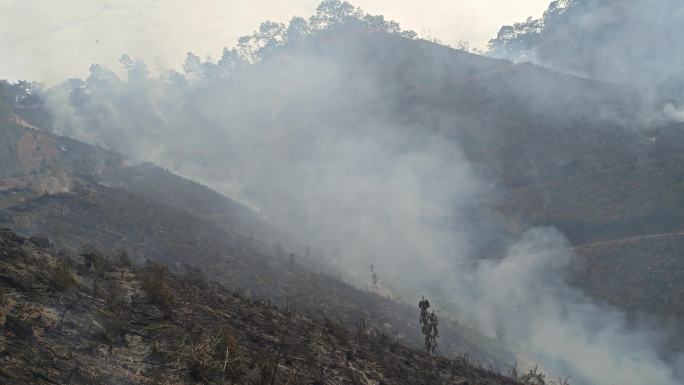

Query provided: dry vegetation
[0,182,508,362]
[0,229,533,385]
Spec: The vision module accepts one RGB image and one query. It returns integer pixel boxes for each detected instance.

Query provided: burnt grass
[0,229,520,385]
[0,184,508,362]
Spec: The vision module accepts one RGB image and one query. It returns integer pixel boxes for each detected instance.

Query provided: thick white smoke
[488,0,684,125]
[453,228,679,385]
[664,104,684,123]
[39,3,684,384]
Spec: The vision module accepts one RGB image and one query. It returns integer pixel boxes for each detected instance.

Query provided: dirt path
[385,231,684,275]
[574,231,684,251]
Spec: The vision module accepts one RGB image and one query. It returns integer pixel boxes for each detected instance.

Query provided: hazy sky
[0,0,550,84]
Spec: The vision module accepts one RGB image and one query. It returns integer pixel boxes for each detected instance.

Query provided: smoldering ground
[35,2,684,384]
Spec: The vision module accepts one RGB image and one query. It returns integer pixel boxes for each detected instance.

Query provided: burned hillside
[0,229,523,385]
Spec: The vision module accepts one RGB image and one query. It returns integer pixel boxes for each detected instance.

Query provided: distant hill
[279,31,684,323]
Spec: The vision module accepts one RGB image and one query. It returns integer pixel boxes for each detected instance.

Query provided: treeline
[1,0,418,114]
[0,80,44,119]
[108,0,418,88]
[0,0,420,158]
[487,0,684,97]
[180,0,417,82]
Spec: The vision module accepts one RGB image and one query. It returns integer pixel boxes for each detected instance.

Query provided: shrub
[215,330,243,382]
[0,287,7,312]
[141,261,173,309]
[81,246,111,275]
[52,259,78,291]
[182,264,206,289]
[95,312,126,350]
[117,250,131,267]
[187,329,243,382]
[104,281,128,310]
[188,338,213,381]
[257,354,278,385]
[520,366,547,385]
[323,315,350,345]
[150,340,163,358]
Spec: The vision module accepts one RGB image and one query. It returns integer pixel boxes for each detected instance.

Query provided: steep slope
[0,115,273,242]
[104,163,274,240]
[0,229,519,385]
[0,119,508,361]
[0,183,506,362]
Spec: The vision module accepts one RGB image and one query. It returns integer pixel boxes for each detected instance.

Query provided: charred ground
[0,229,522,385]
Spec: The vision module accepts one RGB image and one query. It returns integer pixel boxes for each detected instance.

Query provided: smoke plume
[38,2,684,383]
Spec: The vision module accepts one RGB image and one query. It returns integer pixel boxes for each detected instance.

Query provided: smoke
[664,104,684,123]
[488,0,684,124]
[38,3,683,384]
[453,227,679,385]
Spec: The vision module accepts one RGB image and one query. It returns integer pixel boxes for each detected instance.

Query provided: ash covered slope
[0,92,273,242]
[0,229,518,385]
[0,108,507,361]
[0,169,505,362]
